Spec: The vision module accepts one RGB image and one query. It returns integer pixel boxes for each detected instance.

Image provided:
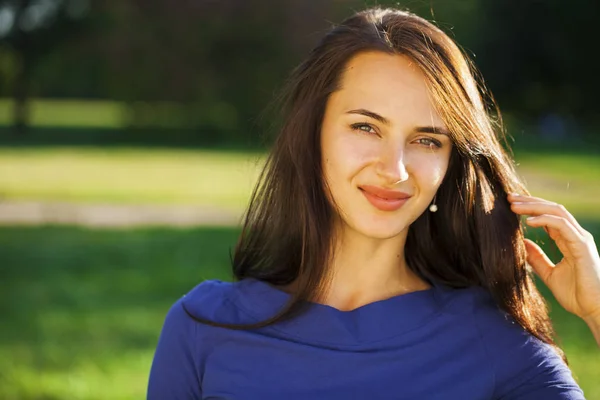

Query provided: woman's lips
[359,187,411,212]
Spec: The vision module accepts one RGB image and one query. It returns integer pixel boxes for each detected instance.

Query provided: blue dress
[147,278,585,399]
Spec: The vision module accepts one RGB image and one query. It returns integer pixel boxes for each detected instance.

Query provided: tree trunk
[12,51,30,136]
[12,0,33,136]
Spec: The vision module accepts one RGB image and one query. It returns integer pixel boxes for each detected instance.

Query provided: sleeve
[493,333,585,399]
[473,292,585,400]
[147,297,202,400]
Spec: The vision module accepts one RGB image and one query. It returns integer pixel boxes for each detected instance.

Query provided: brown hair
[185,7,564,361]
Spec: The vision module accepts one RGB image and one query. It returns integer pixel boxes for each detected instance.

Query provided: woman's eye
[350,123,376,135]
[416,138,442,148]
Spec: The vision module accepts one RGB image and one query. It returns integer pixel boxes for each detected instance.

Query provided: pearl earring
[429,195,438,212]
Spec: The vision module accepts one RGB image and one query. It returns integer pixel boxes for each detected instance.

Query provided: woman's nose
[377,146,409,184]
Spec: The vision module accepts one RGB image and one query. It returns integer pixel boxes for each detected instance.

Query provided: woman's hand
[508,193,600,341]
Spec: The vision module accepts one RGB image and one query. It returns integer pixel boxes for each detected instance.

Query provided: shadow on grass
[0,221,598,398]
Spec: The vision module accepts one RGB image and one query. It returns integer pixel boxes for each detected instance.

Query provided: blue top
[147,278,585,399]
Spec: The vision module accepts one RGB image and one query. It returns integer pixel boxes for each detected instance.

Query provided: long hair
[185,7,564,361]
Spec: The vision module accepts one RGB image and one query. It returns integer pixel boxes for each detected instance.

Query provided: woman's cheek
[336,135,376,171]
[408,151,447,186]
[431,162,445,185]
[429,153,450,187]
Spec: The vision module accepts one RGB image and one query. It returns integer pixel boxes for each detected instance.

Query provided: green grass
[0,99,126,128]
[0,147,265,209]
[0,226,238,400]
[0,225,598,399]
[516,152,600,183]
[516,152,600,220]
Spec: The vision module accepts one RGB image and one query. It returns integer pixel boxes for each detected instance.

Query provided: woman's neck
[324,230,430,310]
[280,224,431,311]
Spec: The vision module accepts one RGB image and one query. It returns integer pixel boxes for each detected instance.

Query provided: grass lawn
[0,100,126,129]
[0,226,238,400]
[0,225,598,399]
[515,150,600,220]
[0,147,265,210]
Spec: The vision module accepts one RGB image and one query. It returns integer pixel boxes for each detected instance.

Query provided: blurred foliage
[0,0,598,144]
[0,0,91,134]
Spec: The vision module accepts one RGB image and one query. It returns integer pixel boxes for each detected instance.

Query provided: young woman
[148,7,600,399]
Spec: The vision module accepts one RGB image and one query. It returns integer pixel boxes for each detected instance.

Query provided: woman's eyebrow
[346,108,450,135]
[415,126,451,136]
[345,109,390,125]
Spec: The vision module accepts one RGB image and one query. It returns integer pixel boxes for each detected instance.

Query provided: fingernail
[526,216,537,220]
[510,193,520,197]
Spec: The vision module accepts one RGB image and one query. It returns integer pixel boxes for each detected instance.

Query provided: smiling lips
[359,185,412,212]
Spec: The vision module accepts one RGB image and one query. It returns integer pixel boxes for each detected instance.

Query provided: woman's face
[321,51,453,239]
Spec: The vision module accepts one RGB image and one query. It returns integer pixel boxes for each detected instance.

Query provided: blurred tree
[85,0,342,144]
[477,0,600,120]
[0,0,90,134]
[1,0,598,145]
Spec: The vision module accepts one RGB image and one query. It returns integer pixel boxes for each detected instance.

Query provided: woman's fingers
[509,193,600,321]
[508,193,587,236]
[524,238,554,285]
[525,213,583,248]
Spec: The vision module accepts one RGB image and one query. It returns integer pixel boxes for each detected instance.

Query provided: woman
[148,7,600,399]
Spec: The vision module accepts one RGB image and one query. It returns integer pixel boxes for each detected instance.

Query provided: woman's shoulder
[177,278,255,324]
[450,285,583,398]
[436,284,567,367]
[441,284,553,348]
[148,279,247,398]
[436,283,525,327]
[162,277,291,331]
[181,279,235,309]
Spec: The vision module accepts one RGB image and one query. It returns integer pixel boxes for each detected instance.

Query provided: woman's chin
[350,219,410,240]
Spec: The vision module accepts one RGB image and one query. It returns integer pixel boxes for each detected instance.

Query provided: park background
[0,0,599,398]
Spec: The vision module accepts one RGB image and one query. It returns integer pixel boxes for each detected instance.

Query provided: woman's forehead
[331,52,445,127]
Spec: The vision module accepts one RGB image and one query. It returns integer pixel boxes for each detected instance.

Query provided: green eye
[416,138,442,148]
[350,123,376,135]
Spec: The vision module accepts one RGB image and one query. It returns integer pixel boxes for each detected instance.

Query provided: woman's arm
[508,193,600,348]
[148,298,202,399]
[583,312,600,347]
